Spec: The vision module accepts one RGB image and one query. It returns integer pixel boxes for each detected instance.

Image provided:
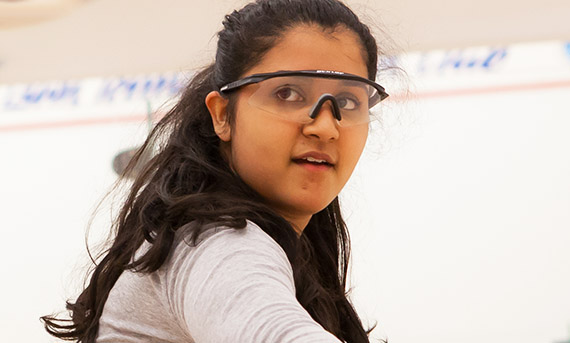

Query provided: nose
[302,95,340,141]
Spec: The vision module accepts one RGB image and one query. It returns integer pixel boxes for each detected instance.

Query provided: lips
[292,152,335,167]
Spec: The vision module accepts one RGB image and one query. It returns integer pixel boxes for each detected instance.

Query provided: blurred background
[1,0,569,342]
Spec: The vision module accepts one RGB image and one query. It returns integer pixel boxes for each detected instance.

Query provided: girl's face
[207,25,370,233]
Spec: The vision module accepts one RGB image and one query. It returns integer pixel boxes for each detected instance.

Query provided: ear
[205,91,231,142]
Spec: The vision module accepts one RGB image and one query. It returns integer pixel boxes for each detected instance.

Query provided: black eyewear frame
[219,70,389,105]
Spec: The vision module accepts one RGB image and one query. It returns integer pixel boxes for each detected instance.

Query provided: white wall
[1,41,569,343]
[344,41,570,343]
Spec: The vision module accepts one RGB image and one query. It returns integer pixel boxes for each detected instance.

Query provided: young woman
[42,0,390,342]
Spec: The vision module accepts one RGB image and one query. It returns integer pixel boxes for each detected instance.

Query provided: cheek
[229,113,295,182]
[339,126,368,176]
[345,126,368,159]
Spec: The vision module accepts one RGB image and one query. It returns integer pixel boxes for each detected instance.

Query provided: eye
[274,86,304,102]
[336,96,360,110]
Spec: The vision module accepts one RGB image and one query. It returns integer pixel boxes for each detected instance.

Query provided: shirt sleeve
[164,221,342,343]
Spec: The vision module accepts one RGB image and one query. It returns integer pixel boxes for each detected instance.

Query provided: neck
[280,212,311,236]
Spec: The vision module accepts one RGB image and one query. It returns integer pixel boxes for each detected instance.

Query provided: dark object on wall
[112,145,153,179]
[112,101,156,178]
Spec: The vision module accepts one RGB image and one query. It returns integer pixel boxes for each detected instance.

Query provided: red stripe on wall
[0,115,150,133]
[389,79,570,101]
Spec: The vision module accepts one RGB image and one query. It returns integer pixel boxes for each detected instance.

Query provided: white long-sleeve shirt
[96,221,342,342]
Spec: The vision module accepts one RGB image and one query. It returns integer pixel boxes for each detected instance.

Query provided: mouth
[292,152,335,168]
[293,156,333,166]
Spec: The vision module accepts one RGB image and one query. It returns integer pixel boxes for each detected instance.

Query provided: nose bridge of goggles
[308,93,342,122]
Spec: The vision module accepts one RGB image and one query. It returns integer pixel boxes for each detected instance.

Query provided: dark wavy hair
[42,0,386,341]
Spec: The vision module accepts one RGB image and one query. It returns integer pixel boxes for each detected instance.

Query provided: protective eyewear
[219,70,389,127]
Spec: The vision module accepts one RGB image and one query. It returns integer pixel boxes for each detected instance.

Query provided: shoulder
[187,219,283,250]
[161,220,342,343]
[172,220,291,268]
[166,219,294,291]
[164,220,297,332]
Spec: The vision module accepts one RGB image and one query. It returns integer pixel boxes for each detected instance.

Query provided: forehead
[244,24,369,79]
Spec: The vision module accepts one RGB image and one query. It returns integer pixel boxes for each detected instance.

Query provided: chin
[299,199,335,216]
[270,194,336,223]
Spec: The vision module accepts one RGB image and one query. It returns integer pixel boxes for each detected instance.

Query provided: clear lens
[247,76,380,126]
